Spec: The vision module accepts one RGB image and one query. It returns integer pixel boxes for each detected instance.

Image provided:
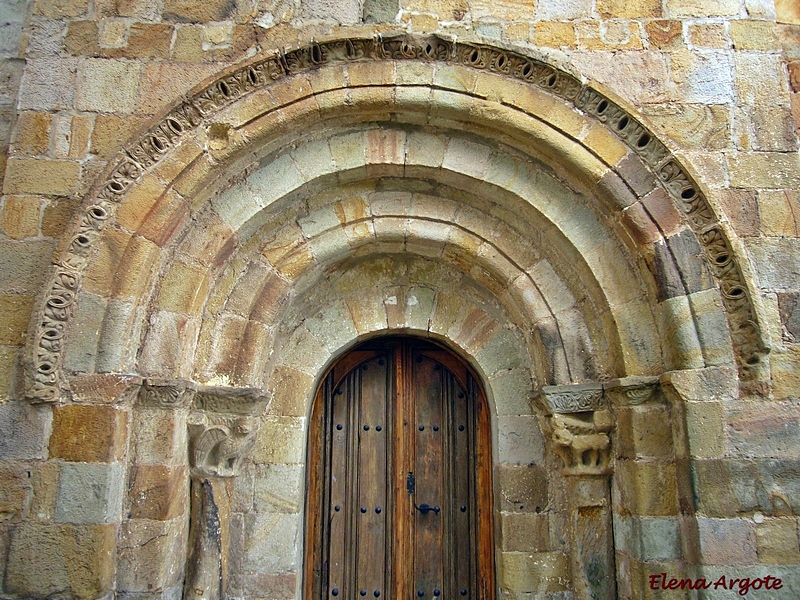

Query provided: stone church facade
[1,0,800,598]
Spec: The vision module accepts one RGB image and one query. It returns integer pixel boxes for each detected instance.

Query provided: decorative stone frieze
[27,33,769,404]
[138,378,197,409]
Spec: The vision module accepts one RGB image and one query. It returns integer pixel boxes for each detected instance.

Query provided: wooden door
[305,338,495,600]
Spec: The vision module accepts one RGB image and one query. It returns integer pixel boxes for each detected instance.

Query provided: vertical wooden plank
[355,356,389,598]
[411,351,445,597]
[450,373,473,599]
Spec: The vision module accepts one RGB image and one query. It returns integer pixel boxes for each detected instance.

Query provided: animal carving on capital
[549,409,613,476]
[191,417,258,478]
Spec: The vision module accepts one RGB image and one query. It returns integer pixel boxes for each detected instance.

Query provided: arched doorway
[304,337,496,600]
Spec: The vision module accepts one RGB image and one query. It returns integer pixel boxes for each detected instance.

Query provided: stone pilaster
[184,385,267,600]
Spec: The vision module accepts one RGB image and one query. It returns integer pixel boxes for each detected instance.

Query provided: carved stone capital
[540,383,613,476]
[186,385,267,477]
[138,378,197,409]
[189,416,258,478]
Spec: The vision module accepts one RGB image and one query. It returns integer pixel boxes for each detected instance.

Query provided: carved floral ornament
[539,378,659,476]
[27,33,767,403]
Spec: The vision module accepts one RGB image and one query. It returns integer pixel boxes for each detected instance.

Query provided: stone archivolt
[26,33,766,404]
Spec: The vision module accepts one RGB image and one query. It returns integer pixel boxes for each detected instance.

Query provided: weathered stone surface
[498,550,570,594]
[6,523,116,598]
[117,518,188,592]
[697,517,757,565]
[250,416,305,464]
[0,402,52,459]
[4,157,81,195]
[55,462,124,524]
[501,512,550,552]
[497,465,548,513]
[755,518,800,564]
[49,404,128,463]
[127,465,188,520]
[75,58,143,113]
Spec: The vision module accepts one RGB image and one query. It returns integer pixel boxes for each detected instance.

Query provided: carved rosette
[541,384,614,476]
[27,33,768,402]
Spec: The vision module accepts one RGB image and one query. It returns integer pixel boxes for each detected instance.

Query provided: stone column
[540,384,616,600]
[184,387,267,600]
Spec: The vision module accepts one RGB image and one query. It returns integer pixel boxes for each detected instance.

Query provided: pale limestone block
[442,137,492,180]
[746,237,800,290]
[613,299,662,374]
[372,215,409,244]
[279,325,330,377]
[343,219,376,248]
[655,295,706,370]
[75,59,143,114]
[557,201,608,256]
[394,60,436,86]
[290,139,335,181]
[591,238,645,305]
[138,309,195,377]
[527,259,575,314]
[745,0,777,19]
[225,262,273,317]
[734,52,790,106]
[253,464,304,514]
[156,260,208,314]
[307,227,351,264]
[497,415,545,465]
[346,292,389,334]
[18,59,77,111]
[535,0,592,19]
[405,131,446,174]
[408,256,463,288]
[405,286,436,331]
[433,63,478,94]
[556,307,600,380]
[429,291,469,338]
[212,184,262,231]
[489,368,535,416]
[687,288,735,367]
[475,241,519,286]
[96,300,145,373]
[98,19,128,48]
[248,153,306,208]
[329,131,366,172]
[728,152,800,189]
[667,0,742,17]
[406,218,451,257]
[498,551,570,594]
[251,417,306,465]
[243,512,301,574]
[684,400,724,458]
[117,519,187,592]
[0,402,52,460]
[55,463,124,524]
[62,291,106,374]
[304,302,358,352]
[506,273,552,324]
[571,50,672,104]
[670,50,734,104]
[755,519,800,564]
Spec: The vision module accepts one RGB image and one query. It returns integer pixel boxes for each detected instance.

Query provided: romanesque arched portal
[19,33,766,600]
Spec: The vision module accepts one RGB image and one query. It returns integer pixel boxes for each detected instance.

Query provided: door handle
[414,503,440,515]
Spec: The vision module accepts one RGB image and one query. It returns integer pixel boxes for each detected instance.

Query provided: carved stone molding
[138,378,197,409]
[27,32,768,402]
[603,376,660,406]
[194,385,269,416]
[540,383,606,414]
